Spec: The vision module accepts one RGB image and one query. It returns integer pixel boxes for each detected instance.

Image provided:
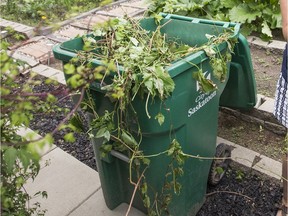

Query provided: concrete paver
[68,189,145,216]
[217,137,282,179]
[71,14,110,30]
[32,64,66,84]
[17,39,56,64]
[121,1,148,8]
[217,137,260,168]
[267,40,287,50]
[16,127,57,156]
[251,37,269,48]
[8,50,39,67]
[0,18,34,38]
[20,46,47,59]
[57,25,87,39]
[258,96,275,113]
[25,147,101,216]
[106,5,141,16]
[253,154,282,179]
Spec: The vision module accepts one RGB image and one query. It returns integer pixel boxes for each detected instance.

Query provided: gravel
[28,77,283,216]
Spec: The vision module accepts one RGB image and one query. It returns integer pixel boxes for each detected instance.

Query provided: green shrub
[0,0,106,26]
[147,0,282,40]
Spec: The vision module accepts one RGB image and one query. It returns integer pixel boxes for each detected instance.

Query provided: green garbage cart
[53,13,256,215]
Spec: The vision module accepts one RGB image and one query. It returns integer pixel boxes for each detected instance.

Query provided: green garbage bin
[53,13,245,215]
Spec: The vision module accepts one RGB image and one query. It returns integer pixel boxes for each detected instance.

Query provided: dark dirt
[197,162,282,216]
[218,111,287,162]
[27,75,97,170]
[250,44,284,98]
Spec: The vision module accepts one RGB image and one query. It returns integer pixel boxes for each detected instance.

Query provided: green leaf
[142,157,150,166]
[64,64,75,75]
[193,70,217,93]
[67,74,83,89]
[15,176,25,188]
[70,114,85,132]
[154,78,164,97]
[18,150,32,171]
[215,167,224,174]
[222,0,241,8]
[229,4,261,23]
[3,147,18,173]
[167,146,175,156]
[102,144,112,152]
[64,132,76,142]
[155,112,165,126]
[95,127,106,137]
[240,23,256,36]
[261,21,272,38]
[121,130,137,147]
[143,195,150,208]
[141,182,148,194]
[47,93,56,103]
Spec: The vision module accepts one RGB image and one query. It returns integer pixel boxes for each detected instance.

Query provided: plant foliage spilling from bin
[55,14,239,215]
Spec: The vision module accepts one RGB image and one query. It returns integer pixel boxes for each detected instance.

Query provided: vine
[64,16,237,215]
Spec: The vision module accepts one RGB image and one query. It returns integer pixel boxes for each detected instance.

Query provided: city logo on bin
[188,71,217,118]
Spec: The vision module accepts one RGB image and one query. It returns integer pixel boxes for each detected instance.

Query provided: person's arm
[280,0,288,41]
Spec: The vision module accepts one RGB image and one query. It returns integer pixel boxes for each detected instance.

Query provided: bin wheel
[208,143,231,186]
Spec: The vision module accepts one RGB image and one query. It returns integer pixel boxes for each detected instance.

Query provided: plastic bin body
[53,14,242,215]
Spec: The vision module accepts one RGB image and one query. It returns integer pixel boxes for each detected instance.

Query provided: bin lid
[220,34,257,109]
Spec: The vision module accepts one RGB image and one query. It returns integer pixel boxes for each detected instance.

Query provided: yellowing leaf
[155,112,165,126]
[129,37,139,46]
[261,21,272,38]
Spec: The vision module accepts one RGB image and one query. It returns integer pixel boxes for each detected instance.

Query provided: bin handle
[110,150,130,163]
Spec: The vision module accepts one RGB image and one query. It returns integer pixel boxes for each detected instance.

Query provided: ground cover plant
[0,0,112,26]
[147,0,282,40]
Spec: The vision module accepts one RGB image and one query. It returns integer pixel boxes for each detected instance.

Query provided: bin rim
[53,42,208,76]
[53,13,240,77]
[159,13,241,39]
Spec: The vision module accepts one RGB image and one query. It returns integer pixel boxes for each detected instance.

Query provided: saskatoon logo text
[188,91,216,117]
[188,71,216,117]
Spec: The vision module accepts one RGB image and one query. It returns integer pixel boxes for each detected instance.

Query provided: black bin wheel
[208,143,232,186]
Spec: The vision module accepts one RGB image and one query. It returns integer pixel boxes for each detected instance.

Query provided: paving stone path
[1,0,148,69]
